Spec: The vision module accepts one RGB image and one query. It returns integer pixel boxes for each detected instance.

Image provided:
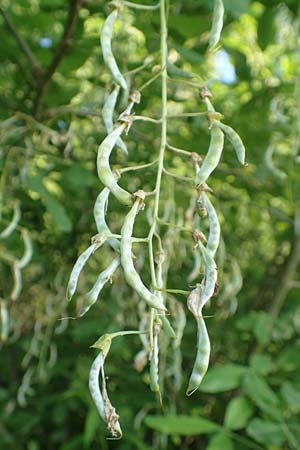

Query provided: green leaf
[276,346,300,371]
[249,354,273,375]
[281,382,300,413]
[257,7,277,50]
[223,0,250,15]
[168,14,208,39]
[144,415,220,435]
[224,396,254,430]
[44,195,72,232]
[207,432,234,450]
[243,372,282,421]
[246,419,285,446]
[83,407,100,446]
[199,364,248,393]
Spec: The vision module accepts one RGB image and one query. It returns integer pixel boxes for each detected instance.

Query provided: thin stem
[155,288,190,296]
[167,112,207,119]
[166,143,193,156]
[167,76,204,89]
[162,167,192,182]
[139,70,162,92]
[119,159,158,174]
[123,1,160,11]
[134,115,161,124]
[157,218,193,234]
[147,0,168,288]
[123,55,156,76]
[108,234,149,243]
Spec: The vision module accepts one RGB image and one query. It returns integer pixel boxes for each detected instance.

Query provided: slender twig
[162,167,192,182]
[123,55,156,76]
[139,70,162,92]
[33,0,84,117]
[119,159,158,174]
[134,115,161,124]
[167,111,207,119]
[41,107,102,119]
[123,1,160,10]
[0,7,42,76]
[166,143,193,156]
[269,225,300,317]
[147,0,168,288]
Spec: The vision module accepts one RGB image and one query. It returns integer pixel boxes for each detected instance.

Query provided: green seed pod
[102,86,128,154]
[186,317,210,395]
[97,125,132,205]
[100,9,127,90]
[216,121,246,165]
[93,188,120,252]
[195,124,224,187]
[78,257,120,317]
[120,195,167,311]
[209,0,224,50]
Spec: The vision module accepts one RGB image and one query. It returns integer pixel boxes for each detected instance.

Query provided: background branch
[0,7,42,77]
[33,0,84,117]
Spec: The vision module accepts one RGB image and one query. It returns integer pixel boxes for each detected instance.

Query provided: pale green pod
[209,0,224,50]
[0,300,9,341]
[11,261,22,301]
[100,10,127,90]
[203,193,220,258]
[66,243,97,301]
[195,124,224,187]
[89,352,122,438]
[196,191,208,218]
[150,331,160,393]
[120,199,167,311]
[97,125,132,205]
[264,144,287,180]
[102,86,128,154]
[216,121,246,165]
[198,242,218,310]
[18,229,33,269]
[0,202,21,239]
[186,317,210,395]
[93,188,120,252]
[78,257,120,317]
[155,252,176,338]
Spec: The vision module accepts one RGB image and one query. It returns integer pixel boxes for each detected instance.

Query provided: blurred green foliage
[1,0,300,449]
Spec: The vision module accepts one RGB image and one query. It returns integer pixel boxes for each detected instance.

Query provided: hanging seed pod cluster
[66,0,246,438]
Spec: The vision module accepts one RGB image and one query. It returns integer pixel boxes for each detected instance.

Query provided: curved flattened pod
[209,0,224,50]
[195,124,224,187]
[186,317,210,395]
[216,121,246,165]
[100,9,127,90]
[97,125,132,205]
[102,86,128,154]
[89,352,122,438]
[120,193,167,311]
[67,243,97,301]
[93,188,120,252]
[198,241,218,309]
[78,257,120,317]
[203,193,220,258]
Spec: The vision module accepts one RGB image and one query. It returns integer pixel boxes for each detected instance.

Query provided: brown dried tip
[155,250,165,265]
[133,189,146,201]
[190,152,202,165]
[196,182,214,193]
[119,114,135,135]
[200,86,212,100]
[130,90,141,104]
[193,229,207,243]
